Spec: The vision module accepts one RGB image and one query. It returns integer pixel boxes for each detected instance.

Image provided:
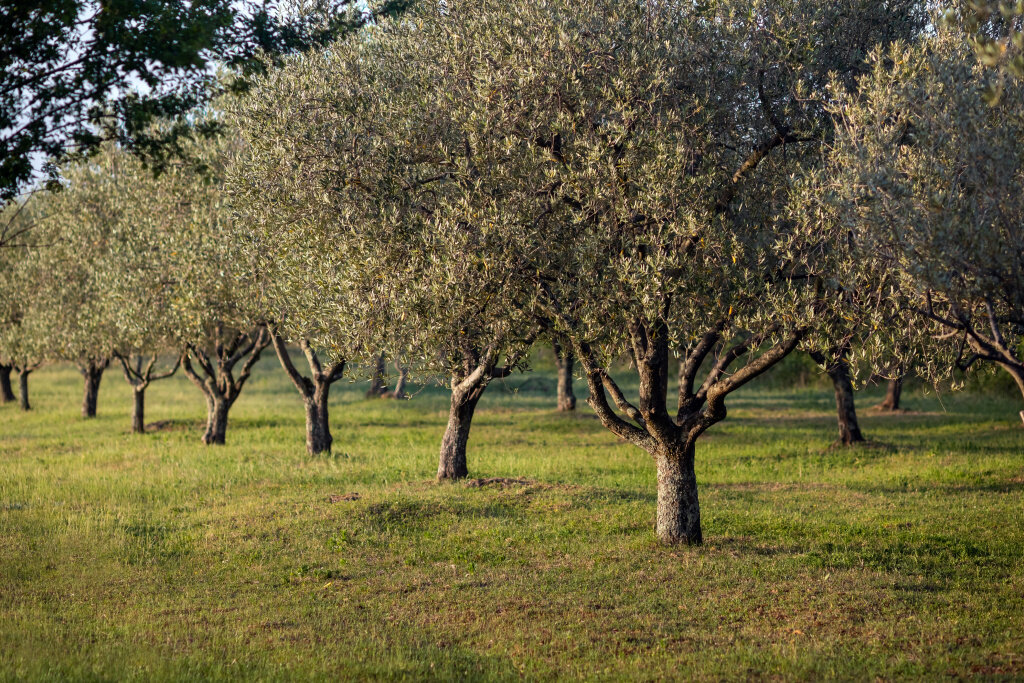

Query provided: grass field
[1,354,1023,681]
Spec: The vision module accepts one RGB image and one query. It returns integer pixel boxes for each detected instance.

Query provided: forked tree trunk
[131,387,146,434]
[304,386,332,455]
[79,360,107,418]
[879,377,903,411]
[0,365,14,404]
[202,397,231,445]
[437,383,485,481]
[554,343,576,412]
[18,369,31,411]
[655,443,702,545]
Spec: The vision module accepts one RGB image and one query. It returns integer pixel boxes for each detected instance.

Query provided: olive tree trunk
[202,395,231,445]
[388,364,409,399]
[437,381,485,481]
[304,388,332,454]
[270,332,346,456]
[553,342,576,412]
[18,369,31,411]
[0,364,14,404]
[655,442,702,545]
[79,358,109,418]
[117,353,180,435]
[1000,362,1024,426]
[811,349,864,445]
[366,352,388,398]
[181,325,270,446]
[879,377,903,411]
[131,387,146,434]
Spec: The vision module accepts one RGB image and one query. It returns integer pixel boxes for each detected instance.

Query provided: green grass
[1,355,1023,681]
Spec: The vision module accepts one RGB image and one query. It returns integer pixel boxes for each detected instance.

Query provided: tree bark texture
[879,377,903,411]
[810,348,865,445]
[18,369,31,411]
[79,358,109,418]
[0,364,14,404]
[202,396,230,445]
[437,381,485,481]
[131,387,146,434]
[655,443,702,546]
[553,342,576,412]
[181,325,270,446]
[270,333,345,455]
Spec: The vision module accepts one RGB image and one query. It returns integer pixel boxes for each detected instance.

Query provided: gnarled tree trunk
[202,395,231,445]
[270,332,346,456]
[182,325,270,446]
[0,364,14,404]
[304,389,332,454]
[553,342,576,412]
[438,381,485,481]
[879,377,903,411]
[79,358,109,418]
[655,442,702,546]
[18,368,31,411]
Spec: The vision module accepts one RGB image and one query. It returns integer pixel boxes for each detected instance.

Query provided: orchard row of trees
[1,0,1022,545]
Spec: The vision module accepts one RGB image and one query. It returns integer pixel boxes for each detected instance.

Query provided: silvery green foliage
[229,0,922,398]
[0,201,48,371]
[8,143,205,371]
[224,17,541,381]
[819,29,1024,396]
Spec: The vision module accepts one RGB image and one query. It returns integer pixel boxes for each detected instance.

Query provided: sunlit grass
[1,355,1022,680]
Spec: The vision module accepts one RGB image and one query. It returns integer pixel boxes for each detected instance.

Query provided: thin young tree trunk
[879,377,903,411]
[388,364,409,399]
[437,382,485,481]
[79,359,108,418]
[117,353,179,435]
[655,442,702,546]
[366,352,388,398]
[202,396,231,445]
[0,364,14,404]
[554,342,576,412]
[131,387,146,434]
[18,369,31,411]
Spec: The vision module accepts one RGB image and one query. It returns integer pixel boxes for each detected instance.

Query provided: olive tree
[359,0,921,543]
[225,33,537,472]
[0,205,49,411]
[166,135,270,446]
[820,29,1024,423]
